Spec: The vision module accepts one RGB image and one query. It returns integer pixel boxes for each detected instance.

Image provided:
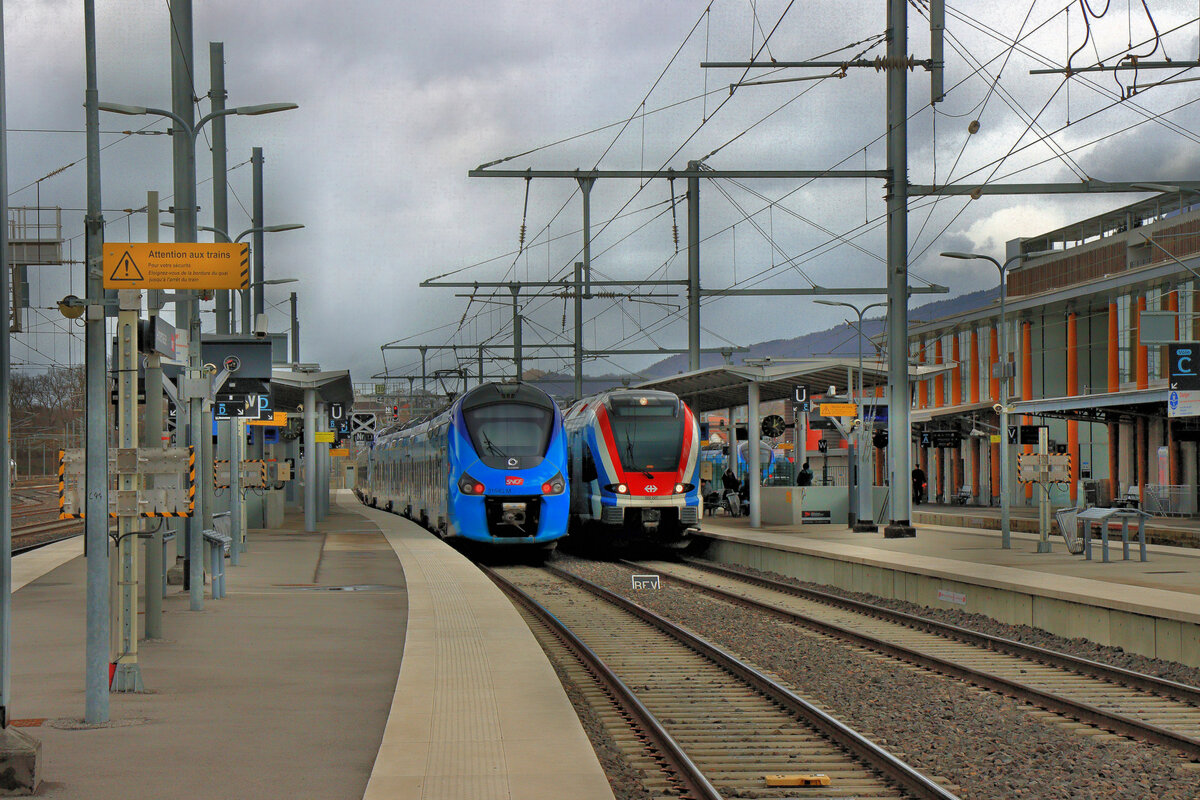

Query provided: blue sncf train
[356,382,570,547]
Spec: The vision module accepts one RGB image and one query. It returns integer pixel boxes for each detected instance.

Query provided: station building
[908,192,1200,514]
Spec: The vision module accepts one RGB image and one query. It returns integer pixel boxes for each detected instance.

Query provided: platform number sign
[792,385,810,413]
[255,393,272,421]
[1169,344,1200,390]
[817,439,828,454]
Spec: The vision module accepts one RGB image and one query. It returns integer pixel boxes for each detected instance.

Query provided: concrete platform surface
[352,495,616,800]
[696,514,1200,666]
[699,515,1200,616]
[11,502,407,799]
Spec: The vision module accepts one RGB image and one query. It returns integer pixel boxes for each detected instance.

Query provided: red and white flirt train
[563,389,701,544]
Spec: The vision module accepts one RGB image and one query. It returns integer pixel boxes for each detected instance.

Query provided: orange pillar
[1022,319,1034,500]
[918,338,929,409]
[988,324,1000,402]
[1136,295,1149,390]
[1107,299,1119,393]
[951,334,962,407]
[1066,311,1079,502]
[969,327,980,404]
[934,338,945,407]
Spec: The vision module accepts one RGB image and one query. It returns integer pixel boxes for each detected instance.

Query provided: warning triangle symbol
[109,250,144,282]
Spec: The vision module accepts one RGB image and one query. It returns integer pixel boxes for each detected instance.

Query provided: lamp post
[816,299,887,532]
[164,222,303,334]
[941,249,1053,549]
[100,100,296,610]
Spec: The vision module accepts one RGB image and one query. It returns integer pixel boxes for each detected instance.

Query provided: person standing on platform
[721,467,741,516]
[796,461,813,487]
[912,466,927,505]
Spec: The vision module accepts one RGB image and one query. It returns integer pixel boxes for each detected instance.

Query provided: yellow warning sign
[102,243,250,290]
[329,448,349,457]
[314,431,335,443]
[819,403,858,417]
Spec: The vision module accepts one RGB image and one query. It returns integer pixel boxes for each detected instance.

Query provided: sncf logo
[644,485,658,493]
[505,476,524,486]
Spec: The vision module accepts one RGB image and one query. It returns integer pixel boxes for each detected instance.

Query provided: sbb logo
[644,485,658,493]
[505,476,524,486]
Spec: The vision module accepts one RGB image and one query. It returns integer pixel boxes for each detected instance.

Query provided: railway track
[487,563,960,800]
[14,518,82,554]
[624,557,1200,762]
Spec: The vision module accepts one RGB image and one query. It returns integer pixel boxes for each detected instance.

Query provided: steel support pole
[855,313,877,532]
[577,177,593,298]
[884,0,915,537]
[748,381,761,529]
[687,161,701,371]
[83,0,110,722]
[210,42,230,334]
[419,346,427,393]
[317,403,328,520]
[229,416,242,563]
[289,291,299,363]
[478,346,484,387]
[113,290,144,691]
[303,390,316,532]
[143,192,165,638]
[998,267,1011,549]
[510,286,522,379]
[0,6,10,725]
[574,262,583,400]
[168,0,204,610]
[251,146,264,326]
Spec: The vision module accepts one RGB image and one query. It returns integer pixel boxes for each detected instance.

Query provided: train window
[463,404,552,458]
[606,399,685,472]
[582,449,597,482]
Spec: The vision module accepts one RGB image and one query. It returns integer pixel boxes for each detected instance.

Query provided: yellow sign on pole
[819,403,858,417]
[247,411,288,427]
[314,431,335,443]
[102,243,250,290]
[329,448,350,457]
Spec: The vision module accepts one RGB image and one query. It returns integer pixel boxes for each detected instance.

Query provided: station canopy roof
[633,358,955,414]
[270,368,354,411]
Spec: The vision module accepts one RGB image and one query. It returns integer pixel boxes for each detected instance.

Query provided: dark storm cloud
[6,1,1200,381]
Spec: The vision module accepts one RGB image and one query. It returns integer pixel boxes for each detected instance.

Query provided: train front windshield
[607,397,684,472]
[463,404,553,458]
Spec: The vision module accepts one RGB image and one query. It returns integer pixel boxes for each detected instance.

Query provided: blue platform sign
[1169,343,1200,390]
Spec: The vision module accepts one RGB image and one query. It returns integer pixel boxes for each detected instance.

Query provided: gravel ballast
[553,555,1200,800]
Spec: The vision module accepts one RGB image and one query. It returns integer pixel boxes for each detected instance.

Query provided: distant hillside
[517,286,1000,398]
[638,286,999,377]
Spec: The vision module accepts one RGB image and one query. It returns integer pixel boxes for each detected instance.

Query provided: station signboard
[1168,389,1200,418]
[103,243,249,290]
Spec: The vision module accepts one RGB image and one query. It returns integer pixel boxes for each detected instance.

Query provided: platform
[6,491,612,799]
[694,514,1200,668]
[913,502,1200,548]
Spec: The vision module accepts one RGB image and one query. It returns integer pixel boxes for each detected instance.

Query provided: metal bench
[1073,506,1149,563]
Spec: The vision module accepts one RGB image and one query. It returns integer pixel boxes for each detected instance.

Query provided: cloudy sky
[7,1,1200,388]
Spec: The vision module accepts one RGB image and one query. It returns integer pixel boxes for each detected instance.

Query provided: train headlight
[457,472,485,495]
[674,483,685,494]
[673,482,695,494]
[605,483,628,494]
[541,472,566,495]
